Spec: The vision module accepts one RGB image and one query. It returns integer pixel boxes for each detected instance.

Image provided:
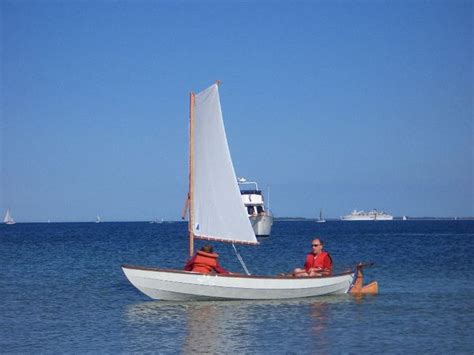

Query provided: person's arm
[321,254,333,274]
[183,255,196,271]
[214,261,230,274]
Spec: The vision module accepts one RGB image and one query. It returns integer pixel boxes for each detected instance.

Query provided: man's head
[201,244,214,253]
[311,238,324,254]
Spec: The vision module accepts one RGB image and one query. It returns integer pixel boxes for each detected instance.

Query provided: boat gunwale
[121,264,354,280]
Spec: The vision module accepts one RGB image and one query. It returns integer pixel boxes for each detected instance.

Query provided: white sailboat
[3,208,16,225]
[96,215,101,223]
[316,209,326,223]
[122,82,360,301]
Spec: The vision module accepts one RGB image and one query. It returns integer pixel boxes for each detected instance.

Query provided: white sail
[4,208,15,224]
[191,83,257,245]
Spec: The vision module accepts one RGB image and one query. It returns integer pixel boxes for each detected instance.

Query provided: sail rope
[232,243,251,275]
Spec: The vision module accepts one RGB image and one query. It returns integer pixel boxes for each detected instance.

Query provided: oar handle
[356,262,375,269]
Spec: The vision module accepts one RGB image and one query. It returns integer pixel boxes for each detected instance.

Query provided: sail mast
[188,92,196,257]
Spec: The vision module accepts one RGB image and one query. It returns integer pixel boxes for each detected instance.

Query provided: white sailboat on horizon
[3,208,16,225]
[121,82,373,301]
[316,209,326,223]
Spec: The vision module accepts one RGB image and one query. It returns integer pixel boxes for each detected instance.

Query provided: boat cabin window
[256,206,264,214]
[247,206,255,215]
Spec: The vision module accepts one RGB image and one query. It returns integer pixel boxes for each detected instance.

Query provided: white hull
[249,214,273,237]
[122,265,354,301]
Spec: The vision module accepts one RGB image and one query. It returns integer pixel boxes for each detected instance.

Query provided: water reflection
[183,302,250,354]
[124,301,188,324]
[124,295,364,353]
[310,300,329,333]
[125,301,252,353]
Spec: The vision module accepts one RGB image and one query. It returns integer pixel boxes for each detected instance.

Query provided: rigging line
[232,243,251,276]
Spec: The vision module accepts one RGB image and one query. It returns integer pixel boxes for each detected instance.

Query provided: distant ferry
[341,209,393,221]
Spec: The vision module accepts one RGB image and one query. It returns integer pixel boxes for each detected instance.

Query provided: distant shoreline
[4,217,474,224]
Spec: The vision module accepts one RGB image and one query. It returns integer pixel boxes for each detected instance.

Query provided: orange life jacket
[191,250,219,274]
[304,251,333,272]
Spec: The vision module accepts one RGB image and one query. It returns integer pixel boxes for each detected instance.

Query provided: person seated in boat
[184,245,230,274]
[293,238,333,277]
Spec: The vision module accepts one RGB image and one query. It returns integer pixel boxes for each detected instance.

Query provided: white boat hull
[122,265,354,301]
[249,214,273,237]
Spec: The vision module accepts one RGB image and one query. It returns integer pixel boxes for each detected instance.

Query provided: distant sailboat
[316,209,326,223]
[96,215,101,223]
[3,208,16,225]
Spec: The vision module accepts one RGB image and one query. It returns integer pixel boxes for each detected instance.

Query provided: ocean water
[1,220,473,353]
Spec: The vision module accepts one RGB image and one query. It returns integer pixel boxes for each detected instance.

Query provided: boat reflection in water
[124,296,358,353]
[182,303,248,354]
[124,301,249,353]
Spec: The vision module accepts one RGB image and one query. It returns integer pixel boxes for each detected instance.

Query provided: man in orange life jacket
[293,238,333,277]
[184,245,230,274]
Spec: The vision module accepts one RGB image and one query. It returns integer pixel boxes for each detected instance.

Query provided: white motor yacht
[238,178,273,237]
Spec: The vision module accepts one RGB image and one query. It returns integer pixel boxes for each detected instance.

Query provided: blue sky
[1,0,472,222]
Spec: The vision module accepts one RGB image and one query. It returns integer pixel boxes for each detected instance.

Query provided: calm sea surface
[1,221,473,353]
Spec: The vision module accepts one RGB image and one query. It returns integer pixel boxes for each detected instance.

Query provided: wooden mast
[188,81,220,257]
[188,91,195,257]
